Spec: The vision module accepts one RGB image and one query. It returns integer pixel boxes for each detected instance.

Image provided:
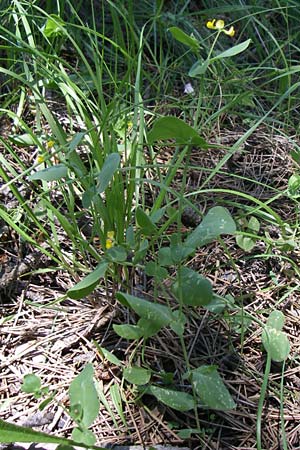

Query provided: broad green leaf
[71,428,95,446]
[133,239,149,264]
[172,267,213,306]
[170,243,192,263]
[236,215,259,251]
[98,347,123,367]
[21,374,41,394]
[158,245,193,266]
[262,327,290,362]
[81,186,97,209]
[147,116,208,146]
[204,295,226,314]
[137,317,163,338]
[123,366,151,385]
[168,27,200,52]
[29,164,68,181]
[136,207,157,235]
[106,246,127,262]
[67,261,108,300]
[262,311,290,362]
[248,216,260,232]
[170,310,187,336]
[116,293,172,329]
[236,234,256,252]
[188,60,209,77]
[145,261,168,281]
[288,173,300,198]
[185,206,236,250]
[266,310,285,331]
[148,385,195,412]
[211,39,251,61]
[113,324,144,340]
[42,14,66,38]
[158,247,174,266]
[97,153,120,194]
[69,364,99,428]
[0,419,90,446]
[191,365,236,410]
[177,428,202,439]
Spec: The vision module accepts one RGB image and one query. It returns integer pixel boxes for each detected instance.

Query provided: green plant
[0,1,298,448]
[1,364,102,448]
[257,310,290,450]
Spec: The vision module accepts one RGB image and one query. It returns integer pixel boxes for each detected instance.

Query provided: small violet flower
[184,82,194,94]
[206,19,235,37]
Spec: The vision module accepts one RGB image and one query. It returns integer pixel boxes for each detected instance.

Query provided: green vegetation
[0,1,299,449]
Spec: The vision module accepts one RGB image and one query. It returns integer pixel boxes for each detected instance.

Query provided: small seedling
[236,216,260,252]
[257,310,290,450]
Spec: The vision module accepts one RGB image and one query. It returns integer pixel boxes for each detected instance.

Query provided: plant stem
[280,360,288,450]
[256,351,271,450]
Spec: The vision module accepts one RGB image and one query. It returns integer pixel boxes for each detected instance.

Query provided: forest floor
[1,101,300,450]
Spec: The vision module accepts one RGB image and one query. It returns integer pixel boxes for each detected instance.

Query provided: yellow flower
[224,26,235,37]
[206,19,235,37]
[46,140,55,149]
[207,19,224,30]
[36,154,45,164]
[105,231,115,249]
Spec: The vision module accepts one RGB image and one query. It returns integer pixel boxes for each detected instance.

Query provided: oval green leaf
[188,60,209,77]
[136,207,157,235]
[69,364,99,428]
[71,428,96,446]
[148,385,195,412]
[21,374,41,394]
[113,324,143,340]
[123,366,151,385]
[266,310,285,331]
[116,292,172,329]
[137,317,163,338]
[262,327,290,362]
[29,164,68,181]
[185,206,236,250]
[168,27,200,52]
[191,365,236,410]
[67,261,108,299]
[211,39,251,61]
[98,347,123,367]
[147,116,208,146]
[145,261,168,281]
[172,267,213,306]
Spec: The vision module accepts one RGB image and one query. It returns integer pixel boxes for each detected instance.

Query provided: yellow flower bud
[46,140,55,149]
[106,231,115,249]
[206,19,216,29]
